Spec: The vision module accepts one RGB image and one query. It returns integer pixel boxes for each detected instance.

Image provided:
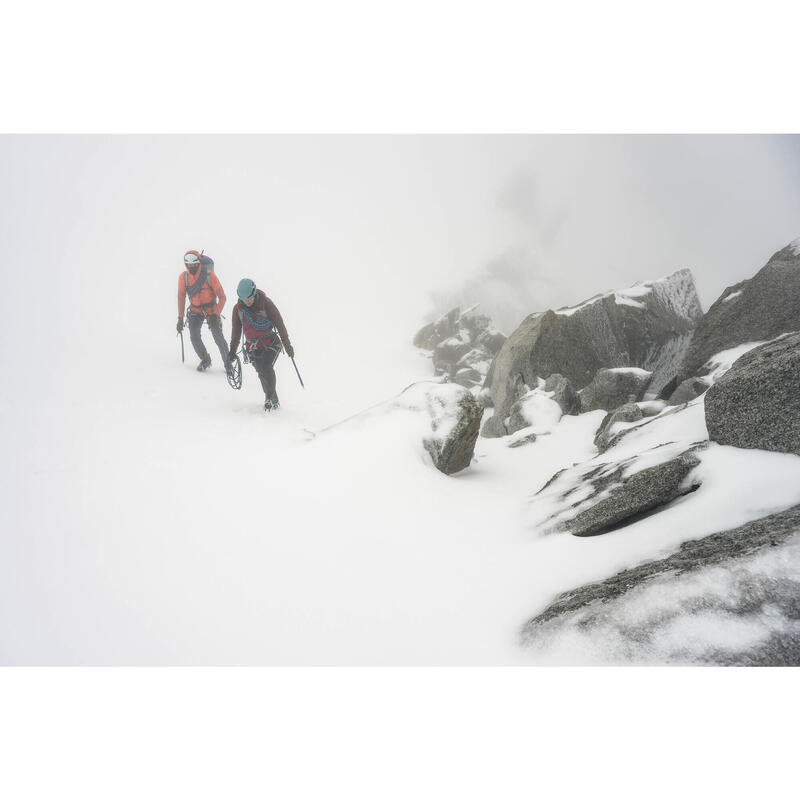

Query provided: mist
[2,136,798,356]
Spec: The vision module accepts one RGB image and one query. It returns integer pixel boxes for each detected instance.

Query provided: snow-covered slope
[4,315,800,664]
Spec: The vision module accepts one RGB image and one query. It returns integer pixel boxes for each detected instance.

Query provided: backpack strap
[184,268,216,317]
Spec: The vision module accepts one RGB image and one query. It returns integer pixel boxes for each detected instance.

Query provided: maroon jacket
[230,290,292,352]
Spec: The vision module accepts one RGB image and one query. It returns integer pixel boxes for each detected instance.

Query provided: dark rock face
[506,399,531,436]
[676,240,800,383]
[509,432,538,448]
[544,374,581,416]
[481,413,508,438]
[520,504,800,666]
[704,332,800,456]
[451,367,483,388]
[535,443,706,537]
[485,270,702,431]
[666,376,710,406]
[597,402,687,453]
[593,403,644,452]
[413,308,460,350]
[579,368,652,413]
[413,306,506,389]
[422,387,483,475]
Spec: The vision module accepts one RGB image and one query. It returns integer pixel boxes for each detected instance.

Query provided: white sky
[2,135,799,343]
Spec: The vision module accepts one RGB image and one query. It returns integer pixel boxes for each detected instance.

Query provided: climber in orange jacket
[176,250,230,372]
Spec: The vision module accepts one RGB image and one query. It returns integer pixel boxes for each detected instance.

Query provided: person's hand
[176,318,184,333]
[285,344,295,358]
[206,313,219,326]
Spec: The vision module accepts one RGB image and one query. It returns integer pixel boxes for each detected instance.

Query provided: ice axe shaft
[291,357,304,388]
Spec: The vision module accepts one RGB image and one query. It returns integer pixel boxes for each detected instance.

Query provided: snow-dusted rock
[451,367,483,388]
[579,367,653,413]
[421,383,483,475]
[543,373,581,416]
[704,332,800,456]
[593,403,644,452]
[520,504,800,666]
[481,413,509,438]
[508,432,538,448]
[665,376,710,406]
[412,307,460,350]
[532,442,706,537]
[506,386,564,436]
[484,269,702,433]
[414,306,506,388]
[676,238,800,383]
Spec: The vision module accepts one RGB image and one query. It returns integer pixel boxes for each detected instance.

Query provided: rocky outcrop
[520,504,800,666]
[533,443,706,537]
[484,270,702,435]
[676,238,800,383]
[413,308,460,350]
[422,384,483,474]
[666,376,710,406]
[579,368,652,413]
[481,413,510,438]
[508,432,538,448]
[704,332,800,456]
[593,401,668,452]
[506,385,564,436]
[414,306,506,389]
[482,377,572,438]
[593,403,644,451]
[543,374,581,416]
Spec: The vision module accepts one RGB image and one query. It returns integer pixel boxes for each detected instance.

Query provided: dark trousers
[188,311,229,365]
[249,345,281,398]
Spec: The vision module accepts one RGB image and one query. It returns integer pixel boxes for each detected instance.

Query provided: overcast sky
[2,135,799,342]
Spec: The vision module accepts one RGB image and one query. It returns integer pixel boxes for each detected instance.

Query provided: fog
[2,136,799,351]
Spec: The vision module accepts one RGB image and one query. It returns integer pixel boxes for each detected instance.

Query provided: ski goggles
[184,252,201,265]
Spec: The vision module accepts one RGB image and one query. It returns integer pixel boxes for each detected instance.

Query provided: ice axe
[290,357,304,388]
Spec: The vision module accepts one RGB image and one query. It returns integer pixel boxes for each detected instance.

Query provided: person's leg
[252,347,280,400]
[187,312,210,362]
[207,315,229,364]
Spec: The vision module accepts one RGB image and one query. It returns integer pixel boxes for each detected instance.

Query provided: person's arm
[229,305,242,355]
[265,297,291,348]
[178,273,187,318]
[211,273,226,315]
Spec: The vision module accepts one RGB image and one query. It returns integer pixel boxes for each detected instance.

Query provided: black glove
[285,343,295,358]
[206,313,220,327]
[176,318,184,333]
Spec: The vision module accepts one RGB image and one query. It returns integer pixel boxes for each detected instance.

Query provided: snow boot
[264,394,280,412]
[197,357,212,372]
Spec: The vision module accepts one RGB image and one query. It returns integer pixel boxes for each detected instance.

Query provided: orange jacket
[178,269,226,317]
